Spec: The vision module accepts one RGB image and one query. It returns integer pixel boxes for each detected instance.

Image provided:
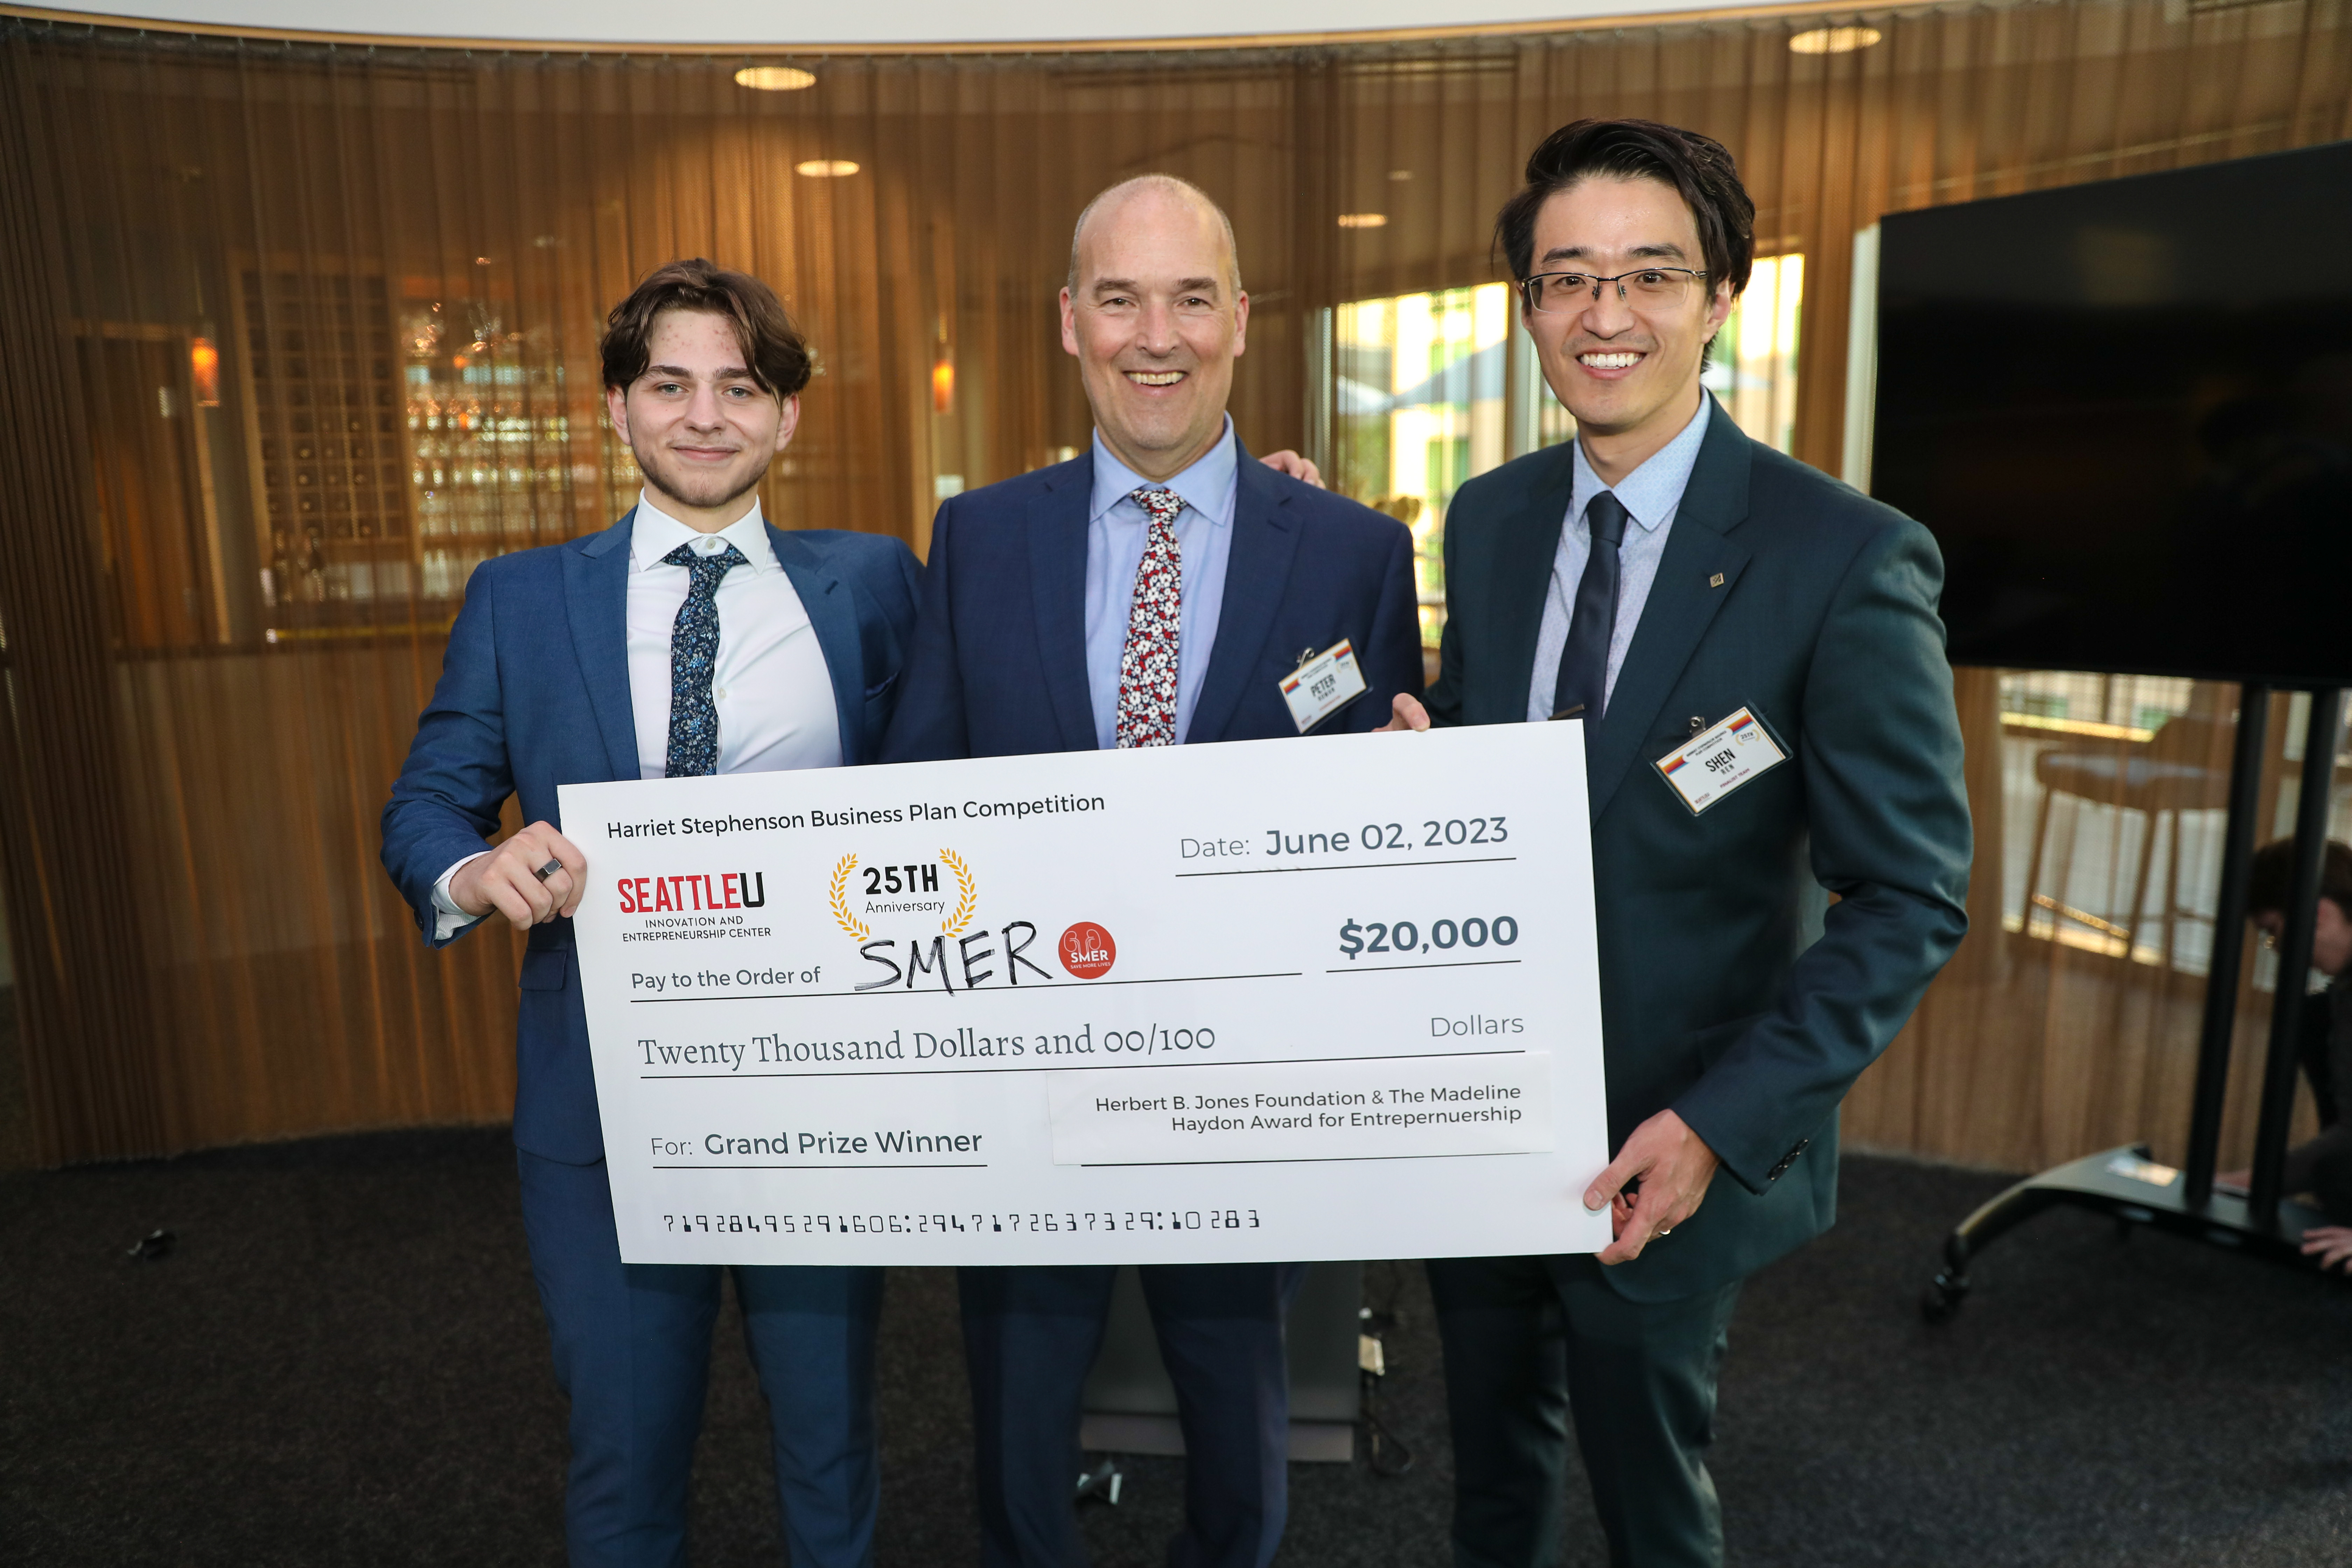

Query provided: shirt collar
[1570,395,1712,535]
[1088,415,1239,528]
[629,489,779,574]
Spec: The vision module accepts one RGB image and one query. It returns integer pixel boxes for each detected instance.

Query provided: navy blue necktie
[1551,491,1631,720]
[663,539,747,777]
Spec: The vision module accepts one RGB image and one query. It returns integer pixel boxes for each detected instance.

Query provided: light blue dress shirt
[1083,417,1239,749]
[1524,397,1713,722]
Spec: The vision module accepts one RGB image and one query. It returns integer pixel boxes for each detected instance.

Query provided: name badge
[1279,640,1368,733]
[1654,707,1787,814]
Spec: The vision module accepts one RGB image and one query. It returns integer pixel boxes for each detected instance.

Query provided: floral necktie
[1115,486,1184,748]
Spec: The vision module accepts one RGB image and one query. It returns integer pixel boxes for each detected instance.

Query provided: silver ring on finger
[534,858,564,883]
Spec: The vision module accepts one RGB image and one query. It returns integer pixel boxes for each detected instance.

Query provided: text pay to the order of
[562,720,1612,1267]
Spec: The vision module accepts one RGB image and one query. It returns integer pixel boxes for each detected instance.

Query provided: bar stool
[2019,714,2235,966]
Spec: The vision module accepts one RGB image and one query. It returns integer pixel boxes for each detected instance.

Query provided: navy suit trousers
[958,1263,1289,1568]
[516,1150,884,1568]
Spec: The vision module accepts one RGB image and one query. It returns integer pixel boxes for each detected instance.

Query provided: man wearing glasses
[1380,119,1972,1566]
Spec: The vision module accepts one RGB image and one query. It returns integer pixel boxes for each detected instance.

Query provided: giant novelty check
[560,721,1611,1266]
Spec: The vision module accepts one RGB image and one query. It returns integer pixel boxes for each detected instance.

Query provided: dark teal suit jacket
[1425,400,1970,1301]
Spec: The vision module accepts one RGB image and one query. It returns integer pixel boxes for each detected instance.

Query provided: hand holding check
[1375,693,1431,733]
[1584,1108,1721,1262]
[451,820,588,929]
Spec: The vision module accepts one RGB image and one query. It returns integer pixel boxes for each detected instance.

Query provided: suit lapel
[768,525,866,765]
[565,512,639,782]
[1586,404,1756,819]
[1028,457,1098,751]
[1188,452,1301,744]
[1490,445,1579,720]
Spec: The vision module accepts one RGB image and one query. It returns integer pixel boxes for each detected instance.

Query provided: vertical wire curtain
[0,0,2346,1164]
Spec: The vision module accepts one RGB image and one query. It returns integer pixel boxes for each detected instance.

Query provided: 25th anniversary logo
[827,849,1113,990]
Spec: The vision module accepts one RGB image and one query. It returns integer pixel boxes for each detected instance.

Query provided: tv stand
[1922,682,2346,1321]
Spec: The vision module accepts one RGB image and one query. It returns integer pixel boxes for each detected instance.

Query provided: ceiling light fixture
[736,66,817,91]
[1788,25,1883,53]
[796,159,860,178]
[189,337,220,407]
[1337,213,1388,229]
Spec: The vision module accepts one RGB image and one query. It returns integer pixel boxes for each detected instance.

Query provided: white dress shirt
[430,490,842,937]
[1524,397,1713,722]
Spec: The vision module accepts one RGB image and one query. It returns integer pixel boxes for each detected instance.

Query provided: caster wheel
[1919,1273,1967,1325]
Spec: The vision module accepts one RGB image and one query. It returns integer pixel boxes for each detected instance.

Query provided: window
[1702,252,1803,456]
[1332,285,1512,647]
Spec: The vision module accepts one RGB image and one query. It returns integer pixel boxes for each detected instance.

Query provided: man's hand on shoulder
[451,821,587,929]
[1584,1108,1722,1264]
[1259,450,1325,489]
[1374,693,1430,733]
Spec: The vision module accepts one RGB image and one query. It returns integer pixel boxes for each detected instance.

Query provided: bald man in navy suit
[882,177,1422,1568]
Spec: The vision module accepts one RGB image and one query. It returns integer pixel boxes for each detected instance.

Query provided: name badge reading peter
[1279,640,1368,733]
[1655,707,1787,814]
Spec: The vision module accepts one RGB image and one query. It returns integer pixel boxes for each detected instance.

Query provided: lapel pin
[1708,572,1726,588]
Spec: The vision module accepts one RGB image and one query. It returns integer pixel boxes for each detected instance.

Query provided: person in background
[2221,838,2352,1270]
[381,259,919,1568]
[1380,118,1972,1567]
[881,173,1422,1568]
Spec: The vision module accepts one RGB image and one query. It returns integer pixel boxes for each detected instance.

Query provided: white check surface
[561,723,1611,1265]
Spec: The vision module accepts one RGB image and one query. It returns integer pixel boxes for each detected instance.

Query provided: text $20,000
[1336,916,1519,960]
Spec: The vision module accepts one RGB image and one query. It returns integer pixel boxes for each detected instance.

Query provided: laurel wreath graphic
[829,853,868,942]
[940,849,978,937]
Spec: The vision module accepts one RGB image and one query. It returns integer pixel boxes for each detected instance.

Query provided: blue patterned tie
[662,539,747,778]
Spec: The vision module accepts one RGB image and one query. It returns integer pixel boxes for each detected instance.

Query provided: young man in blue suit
[1383,121,1972,1566]
[381,260,919,1568]
[881,176,1423,1568]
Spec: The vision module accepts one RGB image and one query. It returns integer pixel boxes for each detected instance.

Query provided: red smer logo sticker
[1059,922,1116,979]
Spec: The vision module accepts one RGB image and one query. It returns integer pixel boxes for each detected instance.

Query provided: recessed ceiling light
[1788,25,1882,53]
[796,159,860,178]
[736,66,817,91]
[1387,169,1413,181]
[1337,213,1388,229]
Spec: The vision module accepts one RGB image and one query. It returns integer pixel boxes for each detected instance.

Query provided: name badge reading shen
[1279,640,1368,733]
[1655,706,1787,814]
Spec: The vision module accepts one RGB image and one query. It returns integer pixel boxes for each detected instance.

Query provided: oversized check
[560,721,1611,1265]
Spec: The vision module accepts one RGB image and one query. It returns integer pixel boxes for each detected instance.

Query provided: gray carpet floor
[4,1128,2350,1566]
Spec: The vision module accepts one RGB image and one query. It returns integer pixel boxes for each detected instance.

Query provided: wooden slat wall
[0,40,168,1161]
[0,2,2346,1165]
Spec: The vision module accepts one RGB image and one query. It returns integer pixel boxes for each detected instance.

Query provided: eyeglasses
[1519,267,1709,314]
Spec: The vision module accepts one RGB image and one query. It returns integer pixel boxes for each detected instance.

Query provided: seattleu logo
[618,872,765,913]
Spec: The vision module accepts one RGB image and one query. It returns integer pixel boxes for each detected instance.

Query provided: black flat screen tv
[1870,141,2352,686]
